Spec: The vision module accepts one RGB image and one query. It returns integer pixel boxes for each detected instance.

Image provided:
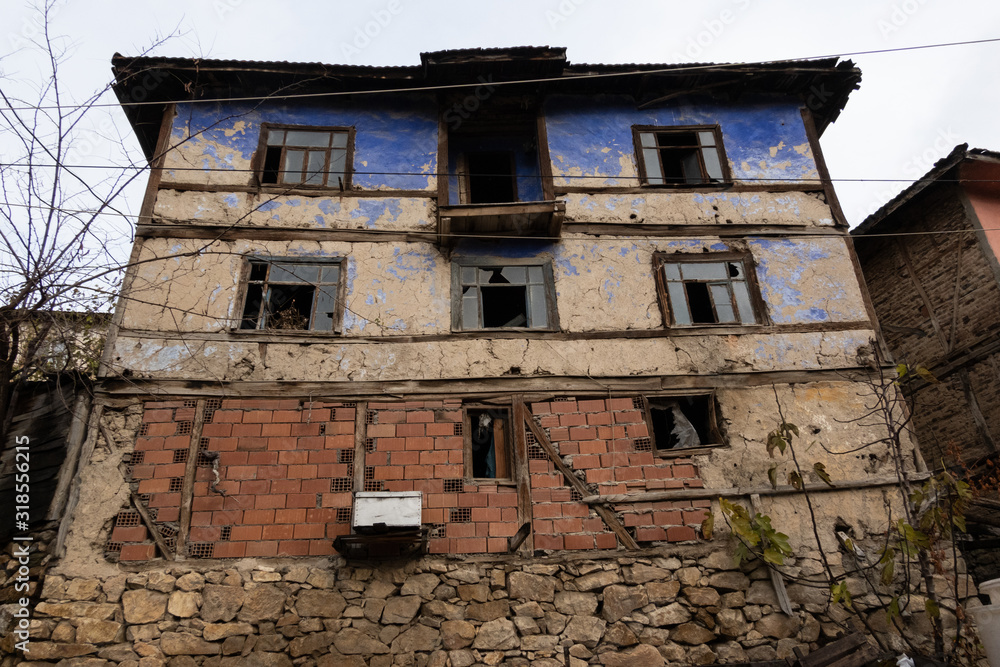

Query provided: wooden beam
[46,394,92,521]
[957,369,999,454]
[55,403,105,558]
[353,401,369,495]
[131,489,173,561]
[894,237,949,350]
[511,396,534,555]
[579,473,931,504]
[521,407,639,550]
[96,368,878,400]
[175,399,207,559]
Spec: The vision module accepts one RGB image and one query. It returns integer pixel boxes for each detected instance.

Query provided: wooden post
[511,396,534,554]
[175,399,207,560]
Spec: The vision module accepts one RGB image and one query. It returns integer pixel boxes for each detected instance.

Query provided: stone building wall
[2,544,978,667]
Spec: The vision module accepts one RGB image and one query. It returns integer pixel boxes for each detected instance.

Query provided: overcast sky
[5,0,1000,228]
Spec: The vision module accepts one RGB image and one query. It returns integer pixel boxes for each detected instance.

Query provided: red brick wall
[529,398,707,549]
[364,400,520,555]
[113,395,709,561]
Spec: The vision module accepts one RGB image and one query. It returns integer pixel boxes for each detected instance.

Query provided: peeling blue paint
[257,201,281,212]
[223,194,239,208]
[314,215,326,227]
[172,96,437,189]
[318,199,341,215]
[544,94,816,185]
[386,248,436,282]
[350,199,403,229]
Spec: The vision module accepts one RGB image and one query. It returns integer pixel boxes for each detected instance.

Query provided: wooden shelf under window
[437,200,565,246]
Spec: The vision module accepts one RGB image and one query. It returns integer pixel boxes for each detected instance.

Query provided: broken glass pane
[286,130,330,147]
[270,264,319,283]
[733,281,756,323]
[710,284,736,323]
[680,262,726,281]
[500,266,527,285]
[312,287,338,331]
[667,283,691,325]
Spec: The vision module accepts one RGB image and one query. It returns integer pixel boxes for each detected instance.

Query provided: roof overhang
[112,48,862,162]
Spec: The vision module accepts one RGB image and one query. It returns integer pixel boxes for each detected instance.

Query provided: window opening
[467,151,517,203]
[646,395,715,452]
[457,263,552,330]
[261,127,350,188]
[636,126,726,186]
[467,407,513,480]
[240,259,343,332]
[658,256,758,326]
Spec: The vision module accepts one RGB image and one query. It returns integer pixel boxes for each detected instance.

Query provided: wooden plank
[131,489,173,560]
[175,399,207,559]
[157,181,436,199]
[353,400,368,495]
[521,407,639,550]
[511,397,534,555]
[136,223,436,245]
[55,403,105,557]
[96,368,877,400]
[116,319,874,345]
[750,494,793,616]
[138,103,175,224]
[957,369,999,454]
[580,473,931,505]
[799,107,849,228]
[555,183,821,195]
[438,200,564,218]
[946,230,966,353]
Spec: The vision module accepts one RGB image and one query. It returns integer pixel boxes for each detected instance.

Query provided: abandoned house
[0,47,978,666]
[852,144,1000,586]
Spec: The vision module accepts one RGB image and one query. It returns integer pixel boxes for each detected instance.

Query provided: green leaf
[925,598,940,619]
[767,465,778,490]
[881,559,895,586]
[783,422,800,437]
[763,547,785,565]
[813,462,834,487]
[887,596,901,623]
[701,511,714,540]
[915,366,939,383]
[896,363,909,378]
[789,470,803,491]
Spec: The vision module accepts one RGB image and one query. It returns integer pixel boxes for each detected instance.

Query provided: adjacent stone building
[853,144,1000,584]
[1,48,972,666]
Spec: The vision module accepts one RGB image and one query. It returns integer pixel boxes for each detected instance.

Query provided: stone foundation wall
[0,545,979,667]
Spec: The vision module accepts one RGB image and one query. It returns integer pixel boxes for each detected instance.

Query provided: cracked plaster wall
[120,235,867,336]
[109,329,873,382]
[543,94,818,188]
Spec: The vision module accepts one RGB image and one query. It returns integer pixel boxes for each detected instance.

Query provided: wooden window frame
[632,124,730,187]
[234,256,347,334]
[640,391,725,458]
[253,123,355,191]
[451,257,559,332]
[653,252,768,329]
[463,405,516,483]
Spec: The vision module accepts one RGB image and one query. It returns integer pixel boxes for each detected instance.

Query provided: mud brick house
[2,48,976,666]
[853,144,1000,584]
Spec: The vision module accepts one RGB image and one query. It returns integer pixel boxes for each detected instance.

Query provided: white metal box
[352,491,422,530]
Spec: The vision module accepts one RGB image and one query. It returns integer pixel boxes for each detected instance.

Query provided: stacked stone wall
[2,545,980,667]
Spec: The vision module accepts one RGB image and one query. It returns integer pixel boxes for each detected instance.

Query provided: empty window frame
[634,125,728,186]
[643,394,721,454]
[258,125,353,189]
[464,407,513,480]
[239,258,345,332]
[465,151,519,204]
[654,253,762,327]
[453,260,557,331]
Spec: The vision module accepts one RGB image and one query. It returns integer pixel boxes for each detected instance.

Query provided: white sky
[4,0,1000,228]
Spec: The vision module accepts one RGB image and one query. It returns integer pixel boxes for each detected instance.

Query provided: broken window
[259,125,352,189]
[239,258,344,332]
[643,394,721,454]
[453,261,556,330]
[465,407,513,480]
[466,151,518,203]
[654,254,762,326]
[634,125,728,186]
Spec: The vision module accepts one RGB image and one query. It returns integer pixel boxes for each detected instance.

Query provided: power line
[0,198,995,242]
[2,37,999,113]
[1,162,996,185]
